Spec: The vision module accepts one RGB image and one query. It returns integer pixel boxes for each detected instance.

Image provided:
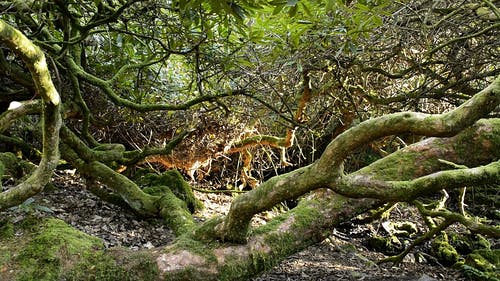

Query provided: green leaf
[300,2,313,18]
[290,32,300,47]
[272,4,286,15]
[34,205,54,213]
[326,0,336,11]
[288,4,298,17]
[296,61,303,72]
[230,3,246,21]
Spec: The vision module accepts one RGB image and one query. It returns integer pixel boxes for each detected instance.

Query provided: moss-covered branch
[0,100,40,133]
[333,160,500,201]
[3,114,500,281]
[332,118,500,199]
[0,19,61,211]
[216,76,500,243]
[316,74,499,174]
[122,129,194,165]
[165,118,500,279]
[59,126,197,232]
[66,70,98,146]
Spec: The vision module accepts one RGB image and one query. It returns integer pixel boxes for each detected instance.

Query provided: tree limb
[0,20,61,210]
[215,75,500,242]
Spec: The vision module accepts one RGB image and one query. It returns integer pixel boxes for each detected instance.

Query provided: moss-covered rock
[474,235,492,250]
[449,232,492,256]
[465,249,499,272]
[431,233,460,266]
[462,249,499,281]
[0,217,160,281]
[14,218,104,280]
[449,232,474,255]
[366,235,402,255]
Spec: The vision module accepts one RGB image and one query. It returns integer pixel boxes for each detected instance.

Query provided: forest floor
[2,170,469,281]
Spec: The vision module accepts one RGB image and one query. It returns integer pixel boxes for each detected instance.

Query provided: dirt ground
[2,171,471,280]
[250,236,465,281]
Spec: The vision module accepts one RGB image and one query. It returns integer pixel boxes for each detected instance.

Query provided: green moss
[367,235,401,255]
[218,233,297,281]
[448,232,474,255]
[251,212,290,236]
[219,252,268,281]
[14,218,104,281]
[453,119,500,165]
[65,249,158,281]
[474,234,491,250]
[0,152,37,180]
[162,265,214,281]
[0,219,14,239]
[219,202,324,280]
[431,233,460,267]
[356,150,428,181]
[465,249,499,272]
[290,201,322,230]
[449,233,492,256]
[141,170,203,213]
[251,199,322,238]
[156,189,196,235]
[0,152,20,178]
[192,216,225,242]
[0,221,14,276]
[171,235,216,264]
[64,251,130,281]
[264,232,299,259]
[393,221,418,237]
[463,249,500,281]
[0,217,159,281]
[460,264,499,281]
